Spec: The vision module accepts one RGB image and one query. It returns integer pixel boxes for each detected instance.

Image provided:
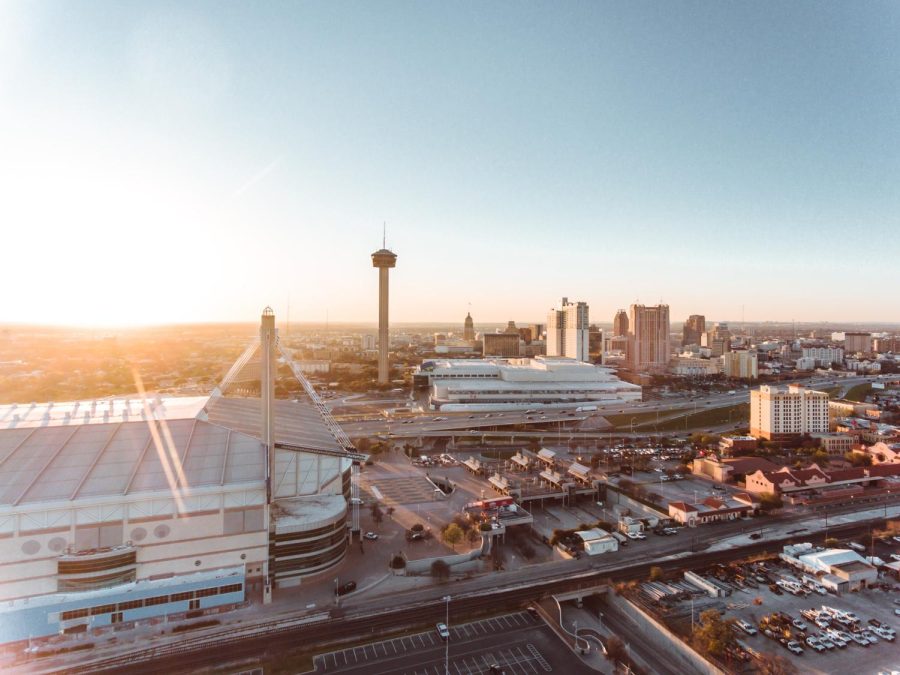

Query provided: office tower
[504,320,518,334]
[483,332,521,357]
[371,243,397,384]
[547,297,589,362]
[750,384,829,441]
[531,324,546,341]
[588,324,603,357]
[613,309,629,337]
[629,304,670,371]
[682,314,706,346]
[463,312,475,341]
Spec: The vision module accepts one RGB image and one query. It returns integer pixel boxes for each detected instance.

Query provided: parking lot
[700,555,900,674]
[311,610,580,674]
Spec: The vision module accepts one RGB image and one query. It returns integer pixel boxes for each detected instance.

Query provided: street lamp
[442,595,451,675]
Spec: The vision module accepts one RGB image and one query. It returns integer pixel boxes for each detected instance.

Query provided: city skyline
[2,2,898,327]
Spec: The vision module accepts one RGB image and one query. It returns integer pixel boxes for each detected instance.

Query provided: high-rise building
[844,332,873,354]
[613,309,629,337]
[547,297,589,362]
[463,312,475,341]
[721,350,758,380]
[504,320,518,334]
[629,304,670,371]
[482,332,521,357]
[371,243,397,384]
[588,324,603,357]
[801,346,844,366]
[531,324,545,341]
[750,384,829,441]
[361,334,376,351]
[682,314,706,346]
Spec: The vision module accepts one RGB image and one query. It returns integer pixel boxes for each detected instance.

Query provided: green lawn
[636,403,750,432]
[603,410,681,427]
[844,383,872,402]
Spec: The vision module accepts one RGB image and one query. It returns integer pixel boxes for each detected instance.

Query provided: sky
[1,1,898,327]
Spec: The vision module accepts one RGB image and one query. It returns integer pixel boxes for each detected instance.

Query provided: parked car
[737,620,757,636]
[336,581,357,596]
[786,641,804,655]
[364,532,378,540]
[805,636,825,652]
[436,623,450,640]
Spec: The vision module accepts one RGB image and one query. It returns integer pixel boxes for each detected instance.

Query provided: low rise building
[865,441,900,465]
[575,528,618,555]
[718,435,759,455]
[780,544,877,592]
[670,355,720,376]
[667,493,758,527]
[811,432,854,454]
[744,462,900,495]
[415,356,642,411]
[692,455,779,483]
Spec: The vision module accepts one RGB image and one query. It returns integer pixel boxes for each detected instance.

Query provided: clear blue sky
[1,1,898,326]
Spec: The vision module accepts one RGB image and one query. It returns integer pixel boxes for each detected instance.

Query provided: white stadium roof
[0,392,347,507]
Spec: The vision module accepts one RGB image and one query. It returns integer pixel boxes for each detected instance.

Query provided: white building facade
[546,297,589,362]
[750,384,829,441]
[416,356,641,411]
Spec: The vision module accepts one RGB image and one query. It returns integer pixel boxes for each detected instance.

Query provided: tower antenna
[383,222,386,249]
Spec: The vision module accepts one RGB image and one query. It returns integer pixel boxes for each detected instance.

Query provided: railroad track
[54,518,885,674]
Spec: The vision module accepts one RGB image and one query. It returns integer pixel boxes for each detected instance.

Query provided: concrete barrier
[403,548,483,576]
[605,594,726,675]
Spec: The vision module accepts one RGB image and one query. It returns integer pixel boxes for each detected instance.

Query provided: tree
[605,635,627,663]
[757,492,784,513]
[755,653,797,675]
[430,559,451,581]
[649,566,663,582]
[491,543,506,571]
[442,523,464,550]
[370,502,383,524]
[690,608,737,658]
[389,554,406,570]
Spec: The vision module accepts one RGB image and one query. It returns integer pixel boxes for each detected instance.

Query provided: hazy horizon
[2,2,898,326]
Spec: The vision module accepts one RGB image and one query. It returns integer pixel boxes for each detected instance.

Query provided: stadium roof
[0,393,347,507]
[0,417,264,506]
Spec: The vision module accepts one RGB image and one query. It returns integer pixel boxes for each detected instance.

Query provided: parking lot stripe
[502,615,514,627]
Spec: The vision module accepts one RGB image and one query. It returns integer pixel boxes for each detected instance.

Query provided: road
[334,375,878,439]
[42,502,895,675]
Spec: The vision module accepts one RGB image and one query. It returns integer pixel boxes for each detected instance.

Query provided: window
[118,599,143,611]
[196,587,219,597]
[90,604,116,616]
[145,595,169,606]
[219,583,243,594]
[61,608,90,621]
[171,591,194,602]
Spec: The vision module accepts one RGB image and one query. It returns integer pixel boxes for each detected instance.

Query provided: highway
[335,375,877,439]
